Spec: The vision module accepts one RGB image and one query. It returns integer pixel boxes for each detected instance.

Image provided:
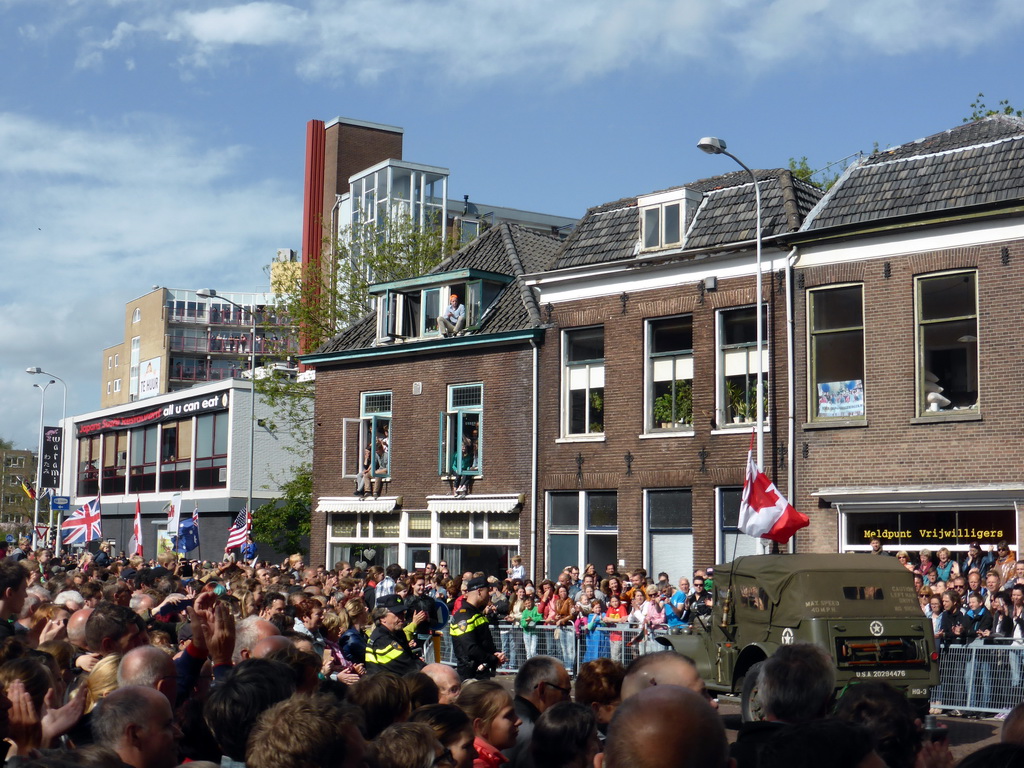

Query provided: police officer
[450,575,506,680]
[365,594,424,676]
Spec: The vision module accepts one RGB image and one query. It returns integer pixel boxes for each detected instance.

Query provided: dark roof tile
[805,116,1024,231]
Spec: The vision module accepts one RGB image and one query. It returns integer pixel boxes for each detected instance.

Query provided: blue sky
[2,0,1023,450]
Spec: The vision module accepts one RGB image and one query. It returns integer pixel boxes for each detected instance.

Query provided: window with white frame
[342,392,392,481]
[642,201,682,251]
[648,316,693,431]
[439,383,482,478]
[113,379,121,393]
[129,337,141,397]
[647,489,693,581]
[375,279,506,342]
[717,486,765,562]
[809,285,865,420]
[132,308,141,323]
[719,306,768,426]
[916,271,978,415]
[547,491,617,577]
[564,328,605,436]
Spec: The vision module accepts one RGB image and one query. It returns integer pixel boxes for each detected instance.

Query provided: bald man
[118,645,178,706]
[423,663,462,704]
[92,686,182,768]
[620,651,714,707]
[233,616,281,663]
[251,634,293,659]
[599,686,731,768]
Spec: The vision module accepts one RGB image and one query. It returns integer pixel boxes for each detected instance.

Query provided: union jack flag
[225,507,250,551]
[62,498,103,545]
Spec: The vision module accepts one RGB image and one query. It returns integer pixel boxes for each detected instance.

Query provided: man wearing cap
[365,594,424,676]
[450,575,506,680]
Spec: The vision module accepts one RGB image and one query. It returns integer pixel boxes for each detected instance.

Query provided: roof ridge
[867,132,1024,168]
[500,224,542,326]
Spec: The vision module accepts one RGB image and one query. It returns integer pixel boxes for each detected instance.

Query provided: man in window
[437,293,466,337]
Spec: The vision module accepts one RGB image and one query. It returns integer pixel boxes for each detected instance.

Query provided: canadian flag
[738,447,808,544]
[129,498,143,557]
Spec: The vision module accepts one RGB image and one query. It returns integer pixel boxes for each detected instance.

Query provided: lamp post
[196,289,257,530]
[697,136,765,470]
[32,380,55,547]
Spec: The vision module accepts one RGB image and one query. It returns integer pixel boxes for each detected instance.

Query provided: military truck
[658,554,939,719]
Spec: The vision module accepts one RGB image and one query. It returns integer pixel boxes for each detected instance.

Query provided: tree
[787,156,842,191]
[965,92,1022,123]
[252,464,312,555]
[0,437,12,451]
[251,214,459,552]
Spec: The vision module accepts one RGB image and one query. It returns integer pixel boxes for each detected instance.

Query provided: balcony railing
[167,335,299,355]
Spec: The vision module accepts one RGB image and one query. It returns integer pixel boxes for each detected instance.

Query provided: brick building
[786,116,1024,558]
[1,448,36,534]
[304,223,563,574]
[305,169,822,579]
[526,171,821,579]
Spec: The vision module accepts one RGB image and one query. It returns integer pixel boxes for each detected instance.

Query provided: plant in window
[653,380,692,427]
[589,391,604,433]
[726,381,748,423]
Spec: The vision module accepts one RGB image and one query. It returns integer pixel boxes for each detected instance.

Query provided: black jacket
[450,601,498,680]
[365,624,423,677]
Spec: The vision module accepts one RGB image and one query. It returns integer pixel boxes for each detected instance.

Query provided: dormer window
[643,203,681,250]
[372,268,512,343]
[638,188,702,252]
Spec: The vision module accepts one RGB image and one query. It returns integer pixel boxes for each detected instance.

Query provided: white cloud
[45,0,1024,86]
[0,111,299,449]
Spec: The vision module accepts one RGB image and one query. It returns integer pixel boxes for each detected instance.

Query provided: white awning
[426,493,525,514]
[316,496,402,514]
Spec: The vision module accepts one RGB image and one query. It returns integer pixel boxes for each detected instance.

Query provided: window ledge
[709,426,771,436]
[639,430,695,440]
[910,411,982,425]
[802,419,868,430]
[556,434,606,444]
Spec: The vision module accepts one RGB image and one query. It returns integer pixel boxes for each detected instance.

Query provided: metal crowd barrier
[428,623,670,675]
[930,641,1024,715]
[428,622,1024,716]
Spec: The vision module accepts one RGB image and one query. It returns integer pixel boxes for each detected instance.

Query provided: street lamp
[26,366,67,483]
[196,289,257,528]
[32,380,55,547]
[697,136,765,470]
[27,367,68,551]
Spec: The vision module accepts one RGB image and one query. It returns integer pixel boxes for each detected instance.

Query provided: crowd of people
[0,540,1022,768]
[871,540,1024,717]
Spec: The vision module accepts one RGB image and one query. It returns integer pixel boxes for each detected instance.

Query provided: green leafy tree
[965,92,1022,122]
[787,156,841,191]
[252,213,458,552]
[0,437,13,450]
[252,463,312,555]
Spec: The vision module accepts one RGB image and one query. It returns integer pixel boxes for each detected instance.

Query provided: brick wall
[321,121,404,241]
[536,271,789,577]
[310,340,539,565]
[794,239,1024,552]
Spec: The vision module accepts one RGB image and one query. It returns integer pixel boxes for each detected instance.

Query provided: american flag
[225,507,249,550]
[62,498,103,545]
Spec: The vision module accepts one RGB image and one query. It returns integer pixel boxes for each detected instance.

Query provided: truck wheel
[740,661,765,722]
